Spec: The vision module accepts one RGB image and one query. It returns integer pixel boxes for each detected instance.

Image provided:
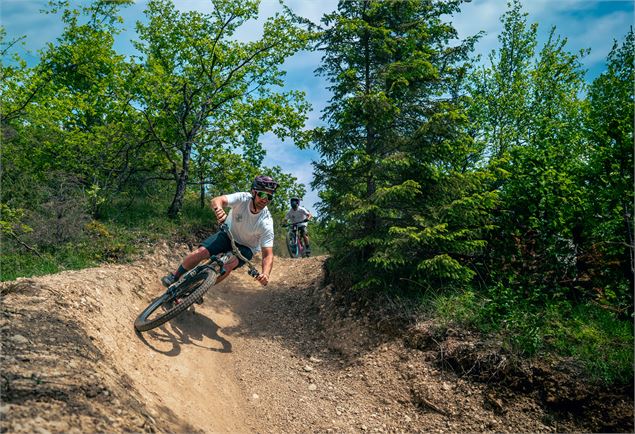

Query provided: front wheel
[134,270,218,332]
[286,231,299,258]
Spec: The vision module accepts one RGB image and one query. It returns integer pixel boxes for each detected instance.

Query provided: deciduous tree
[132,0,312,218]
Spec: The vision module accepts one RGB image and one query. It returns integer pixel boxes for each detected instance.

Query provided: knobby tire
[134,270,218,332]
[286,232,299,258]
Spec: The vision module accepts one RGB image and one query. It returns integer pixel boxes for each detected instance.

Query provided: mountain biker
[161,175,277,292]
[284,197,312,256]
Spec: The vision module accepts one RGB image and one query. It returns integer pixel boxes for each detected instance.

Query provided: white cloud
[555,11,632,64]
[230,0,336,42]
[284,0,337,24]
[454,0,632,77]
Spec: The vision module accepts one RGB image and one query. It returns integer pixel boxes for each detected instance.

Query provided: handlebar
[283,219,310,227]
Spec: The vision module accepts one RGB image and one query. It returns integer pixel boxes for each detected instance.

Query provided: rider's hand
[213,206,227,223]
[255,273,269,286]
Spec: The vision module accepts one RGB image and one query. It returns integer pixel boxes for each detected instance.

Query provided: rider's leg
[301,227,311,254]
[182,246,211,270]
[303,236,311,256]
[162,246,211,287]
[163,231,225,286]
[199,233,252,285]
[197,231,250,285]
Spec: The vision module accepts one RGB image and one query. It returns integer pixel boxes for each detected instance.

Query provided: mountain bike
[134,224,260,332]
[284,219,309,259]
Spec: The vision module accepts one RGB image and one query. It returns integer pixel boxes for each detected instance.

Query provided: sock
[174,265,188,279]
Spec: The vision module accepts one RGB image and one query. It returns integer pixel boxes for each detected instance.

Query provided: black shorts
[298,225,308,236]
[200,230,253,267]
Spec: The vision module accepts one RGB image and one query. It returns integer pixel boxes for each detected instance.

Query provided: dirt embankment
[1,245,632,433]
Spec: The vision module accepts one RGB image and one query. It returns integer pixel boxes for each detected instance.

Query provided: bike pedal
[195,297,204,305]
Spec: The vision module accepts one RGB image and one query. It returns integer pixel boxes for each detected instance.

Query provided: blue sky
[2,0,633,215]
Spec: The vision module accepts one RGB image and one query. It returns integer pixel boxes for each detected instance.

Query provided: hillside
[1,245,632,433]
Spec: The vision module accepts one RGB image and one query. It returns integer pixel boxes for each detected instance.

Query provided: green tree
[503,29,588,291]
[468,0,536,158]
[314,0,494,292]
[468,1,590,295]
[580,29,634,310]
[1,28,43,125]
[2,0,148,218]
[132,0,312,218]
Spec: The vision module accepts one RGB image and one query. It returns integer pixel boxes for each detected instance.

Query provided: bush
[21,174,92,247]
[430,287,634,384]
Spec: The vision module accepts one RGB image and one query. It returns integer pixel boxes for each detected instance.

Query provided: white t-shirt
[225,192,274,254]
[285,206,311,227]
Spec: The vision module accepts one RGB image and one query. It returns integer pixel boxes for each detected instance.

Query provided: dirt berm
[1,244,632,433]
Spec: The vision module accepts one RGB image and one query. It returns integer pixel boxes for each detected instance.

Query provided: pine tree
[313,0,494,292]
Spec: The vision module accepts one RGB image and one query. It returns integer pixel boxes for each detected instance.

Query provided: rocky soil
[1,244,632,433]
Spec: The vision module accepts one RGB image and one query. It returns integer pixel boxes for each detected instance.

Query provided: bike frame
[168,224,259,300]
[284,222,307,258]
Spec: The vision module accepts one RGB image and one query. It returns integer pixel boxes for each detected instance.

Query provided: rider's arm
[256,247,274,286]
[211,195,229,223]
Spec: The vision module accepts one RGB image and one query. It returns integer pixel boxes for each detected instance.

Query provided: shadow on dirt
[135,309,232,355]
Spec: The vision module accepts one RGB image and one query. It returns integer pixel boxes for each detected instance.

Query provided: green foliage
[1,252,62,281]
[0,204,32,240]
[468,0,537,157]
[3,0,311,230]
[545,303,633,384]
[132,0,314,218]
[2,0,152,222]
[466,1,633,311]
[1,27,34,124]
[579,29,634,311]
[0,195,211,281]
[432,288,633,384]
[314,0,493,293]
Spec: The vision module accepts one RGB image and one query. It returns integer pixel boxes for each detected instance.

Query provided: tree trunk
[199,170,206,209]
[167,141,192,219]
[362,19,377,259]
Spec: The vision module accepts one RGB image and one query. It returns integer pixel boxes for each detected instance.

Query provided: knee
[187,247,210,263]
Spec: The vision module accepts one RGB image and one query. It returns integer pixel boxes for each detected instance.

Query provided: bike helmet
[290,197,300,209]
[252,175,279,192]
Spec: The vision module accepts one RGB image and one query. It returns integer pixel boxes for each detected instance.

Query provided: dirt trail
[1,244,632,433]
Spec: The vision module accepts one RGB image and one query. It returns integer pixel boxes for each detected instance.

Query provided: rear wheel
[134,270,218,332]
